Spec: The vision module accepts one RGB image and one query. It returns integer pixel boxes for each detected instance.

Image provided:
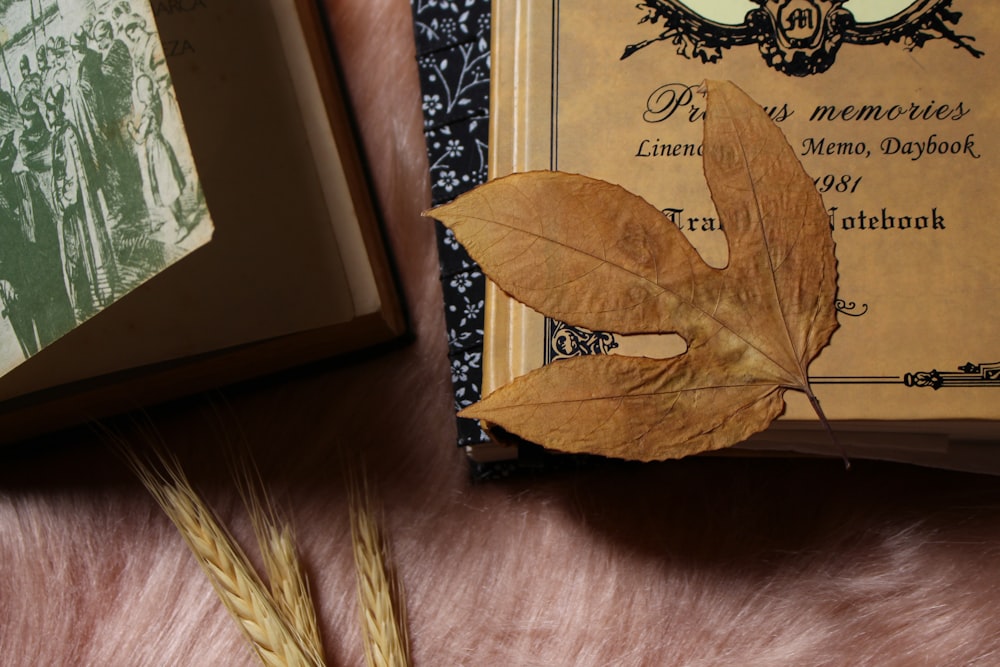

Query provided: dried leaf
[427,80,838,460]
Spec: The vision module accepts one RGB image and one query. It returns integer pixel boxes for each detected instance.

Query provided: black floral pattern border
[411,0,492,447]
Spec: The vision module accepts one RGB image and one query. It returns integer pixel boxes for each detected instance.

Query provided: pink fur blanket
[2,1,1000,665]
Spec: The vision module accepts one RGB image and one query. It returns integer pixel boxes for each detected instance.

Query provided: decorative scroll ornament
[547,320,619,362]
[624,0,983,76]
[905,361,1000,390]
[834,299,868,317]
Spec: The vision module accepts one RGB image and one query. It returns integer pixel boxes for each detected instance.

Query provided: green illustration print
[0,0,211,371]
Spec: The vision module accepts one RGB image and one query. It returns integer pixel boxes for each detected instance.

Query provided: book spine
[411,0,492,448]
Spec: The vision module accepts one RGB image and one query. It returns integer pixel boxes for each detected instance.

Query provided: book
[478,0,1000,472]
[411,0,494,457]
[0,0,404,443]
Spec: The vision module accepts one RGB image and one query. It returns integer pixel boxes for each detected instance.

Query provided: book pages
[0,0,212,377]
[487,0,999,432]
[0,0,383,403]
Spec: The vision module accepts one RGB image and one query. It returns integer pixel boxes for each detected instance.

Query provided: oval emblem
[777,0,822,42]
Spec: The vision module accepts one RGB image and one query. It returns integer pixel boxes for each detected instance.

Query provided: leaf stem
[805,388,850,470]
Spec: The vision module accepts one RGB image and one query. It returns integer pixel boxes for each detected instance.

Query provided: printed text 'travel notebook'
[477,0,999,472]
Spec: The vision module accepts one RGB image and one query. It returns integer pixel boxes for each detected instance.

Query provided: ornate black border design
[544,320,619,364]
[903,361,1000,390]
[811,361,1000,388]
[623,0,983,77]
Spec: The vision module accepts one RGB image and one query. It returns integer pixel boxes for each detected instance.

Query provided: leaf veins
[426,80,839,461]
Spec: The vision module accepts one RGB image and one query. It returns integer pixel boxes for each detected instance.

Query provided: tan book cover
[484,0,999,466]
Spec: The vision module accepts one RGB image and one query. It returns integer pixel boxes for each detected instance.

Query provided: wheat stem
[348,473,412,667]
[122,447,324,667]
[237,462,325,661]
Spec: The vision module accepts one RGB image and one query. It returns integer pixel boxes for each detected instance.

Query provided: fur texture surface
[2,1,1000,665]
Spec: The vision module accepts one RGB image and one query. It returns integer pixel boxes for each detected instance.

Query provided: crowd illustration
[0,1,203,360]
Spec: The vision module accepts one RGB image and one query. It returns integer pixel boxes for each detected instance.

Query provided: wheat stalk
[348,473,412,667]
[237,463,325,661]
[122,447,324,667]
